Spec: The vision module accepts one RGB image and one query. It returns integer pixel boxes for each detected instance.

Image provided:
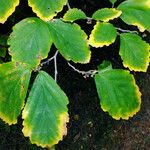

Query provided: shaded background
[0,0,150,149]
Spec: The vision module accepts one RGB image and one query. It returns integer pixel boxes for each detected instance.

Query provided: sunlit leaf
[0,62,31,125]
[63,8,87,22]
[8,17,53,69]
[48,19,91,63]
[95,61,141,120]
[0,0,19,23]
[92,8,122,22]
[89,22,117,47]
[118,0,150,32]
[22,71,69,148]
[28,0,67,21]
[119,33,150,72]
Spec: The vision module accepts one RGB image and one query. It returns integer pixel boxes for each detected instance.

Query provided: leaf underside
[22,71,69,148]
[0,62,31,125]
[95,65,141,120]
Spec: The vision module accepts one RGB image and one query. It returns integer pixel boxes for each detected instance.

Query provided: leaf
[92,8,122,22]
[63,8,87,22]
[109,0,117,4]
[119,33,150,72]
[89,22,117,47]
[0,47,6,58]
[95,62,141,120]
[28,0,67,21]
[8,17,53,69]
[0,0,19,23]
[0,62,31,125]
[118,0,150,32]
[22,71,69,148]
[48,19,91,63]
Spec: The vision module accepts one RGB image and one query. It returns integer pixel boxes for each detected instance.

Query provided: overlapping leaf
[0,0,19,23]
[119,33,150,72]
[28,0,67,21]
[0,62,31,125]
[118,0,150,32]
[48,19,91,63]
[22,71,69,148]
[92,8,122,22]
[95,61,141,120]
[8,17,53,69]
[63,8,87,22]
[89,22,117,47]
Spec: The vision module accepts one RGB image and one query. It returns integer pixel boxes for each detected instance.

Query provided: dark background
[0,0,150,150]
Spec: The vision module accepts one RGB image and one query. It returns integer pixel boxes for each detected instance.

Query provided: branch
[67,1,71,10]
[116,27,138,34]
[68,62,98,78]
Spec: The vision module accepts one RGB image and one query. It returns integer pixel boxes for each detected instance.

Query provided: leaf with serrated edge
[63,8,87,22]
[92,8,122,22]
[0,0,19,23]
[118,0,150,32]
[95,65,141,120]
[89,22,117,48]
[0,62,31,125]
[22,71,69,148]
[28,0,67,21]
[8,17,53,69]
[120,33,150,72]
[48,19,91,63]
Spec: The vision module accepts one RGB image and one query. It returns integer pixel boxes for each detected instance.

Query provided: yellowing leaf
[0,0,19,23]
[8,18,53,69]
[120,33,150,72]
[48,19,91,63]
[92,8,122,22]
[95,62,141,120]
[89,22,117,47]
[22,71,69,148]
[0,62,31,125]
[63,8,87,22]
[118,0,150,32]
[28,0,67,21]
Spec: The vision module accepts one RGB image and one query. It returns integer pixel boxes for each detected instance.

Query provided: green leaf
[95,63,141,120]
[0,62,31,125]
[0,47,6,58]
[89,22,117,47]
[22,71,69,148]
[48,19,91,63]
[28,0,67,21]
[0,0,19,23]
[118,0,150,32]
[109,0,117,4]
[92,8,122,22]
[119,33,150,72]
[8,17,53,69]
[0,35,8,46]
[63,8,87,22]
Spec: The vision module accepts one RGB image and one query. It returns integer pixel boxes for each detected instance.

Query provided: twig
[67,1,71,10]
[68,62,98,78]
[54,52,58,82]
[116,27,138,34]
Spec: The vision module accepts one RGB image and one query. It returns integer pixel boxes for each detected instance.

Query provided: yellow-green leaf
[22,71,69,148]
[0,62,31,125]
[95,62,141,120]
[89,22,117,47]
[119,33,150,72]
[0,0,19,23]
[92,8,122,22]
[48,19,91,63]
[118,0,150,32]
[28,0,67,21]
[8,17,53,69]
[63,8,87,22]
